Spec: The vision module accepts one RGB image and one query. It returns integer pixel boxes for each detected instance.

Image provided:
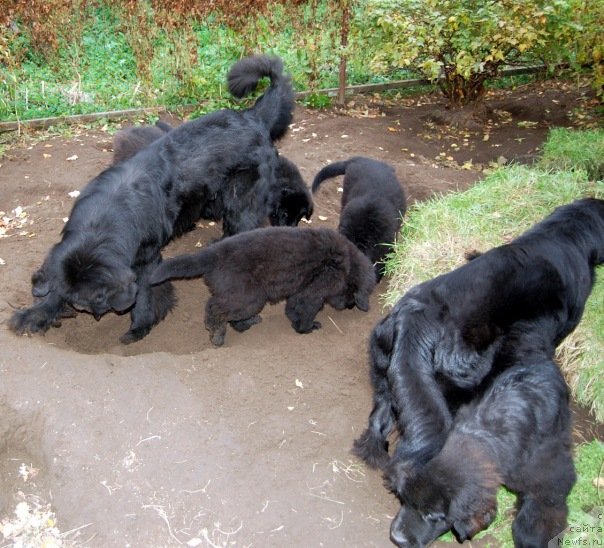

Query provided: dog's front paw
[9,307,55,335]
[312,321,322,330]
[210,332,226,346]
[120,326,150,345]
[229,315,262,333]
[351,430,390,470]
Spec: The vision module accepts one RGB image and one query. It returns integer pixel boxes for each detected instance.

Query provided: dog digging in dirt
[352,197,604,476]
[112,123,313,229]
[387,355,576,548]
[9,54,295,344]
[312,156,407,280]
[150,227,377,346]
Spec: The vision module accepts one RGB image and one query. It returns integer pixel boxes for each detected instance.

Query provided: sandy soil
[0,80,600,547]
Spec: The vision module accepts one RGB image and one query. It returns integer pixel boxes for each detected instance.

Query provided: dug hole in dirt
[0,81,601,547]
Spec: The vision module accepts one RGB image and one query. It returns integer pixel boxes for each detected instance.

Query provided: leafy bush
[360,0,572,107]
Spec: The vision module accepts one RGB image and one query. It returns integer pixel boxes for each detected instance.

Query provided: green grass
[383,165,603,300]
[540,128,604,180]
[0,1,416,122]
[460,441,604,547]
[383,128,604,545]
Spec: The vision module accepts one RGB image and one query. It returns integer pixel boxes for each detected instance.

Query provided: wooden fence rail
[0,64,551,133]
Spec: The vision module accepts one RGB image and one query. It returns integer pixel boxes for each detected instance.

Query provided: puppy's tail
[227,54,295,142]
[311,160,351,193]
[150,250,213,285]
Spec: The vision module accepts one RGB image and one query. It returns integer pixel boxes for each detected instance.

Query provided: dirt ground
[0,80,601,547]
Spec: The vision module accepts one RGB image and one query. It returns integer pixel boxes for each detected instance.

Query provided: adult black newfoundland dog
[352,197,604,473]
[9,54,295,344]
[150,227,377,346]
[312,156,406,279]
[387,356,575,548]
[112,123,313,228]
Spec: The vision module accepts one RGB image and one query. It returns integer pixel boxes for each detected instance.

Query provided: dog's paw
[312,321,322,330]
[120,326,150,345]
[351,430,390,469]
[229,315,262,333]
[210,332,226,346]
[9,307,54,335]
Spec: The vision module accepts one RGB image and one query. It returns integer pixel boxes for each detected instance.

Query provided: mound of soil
[0,80,600,546]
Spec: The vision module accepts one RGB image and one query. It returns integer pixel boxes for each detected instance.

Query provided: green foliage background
[1,0,602,121]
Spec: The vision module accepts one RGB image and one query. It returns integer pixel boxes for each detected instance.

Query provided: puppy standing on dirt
[352,197,604,474]
[9,54,295,344]
[312,156,406,279]
[150,227,377,346]
[387,356,575,548]
[112,123,313,228]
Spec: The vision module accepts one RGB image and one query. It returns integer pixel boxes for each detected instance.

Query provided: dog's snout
[390,525,413,548]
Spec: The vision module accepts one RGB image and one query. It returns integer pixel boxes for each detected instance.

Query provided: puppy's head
[345,245,377,311]
[60,245,138,320]
[387,437,500,547]
[269,190,313,227]
[385,460,451,548]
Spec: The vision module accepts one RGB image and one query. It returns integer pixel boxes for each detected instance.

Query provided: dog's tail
[227,54,295,142]
[311,160,351,193]
[150,249,214,285]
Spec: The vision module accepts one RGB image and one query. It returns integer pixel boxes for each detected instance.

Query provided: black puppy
[150,227,376,346]
[312,156,406,279]
[387,356,575,548]
[111,120,173,165]
[112,123,312,229]
[353,198,604,472]
[9,54,295,344]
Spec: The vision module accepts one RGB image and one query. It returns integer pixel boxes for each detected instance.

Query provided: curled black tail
[311,160,351,193]
[227,54,295,141]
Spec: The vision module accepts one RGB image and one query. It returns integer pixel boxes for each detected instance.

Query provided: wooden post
[337,0,350,106]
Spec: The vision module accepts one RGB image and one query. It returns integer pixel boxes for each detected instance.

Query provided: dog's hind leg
[352,316,397,469]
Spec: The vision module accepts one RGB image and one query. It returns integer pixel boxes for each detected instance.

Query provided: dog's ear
[108,269,138,312]
[354,268,377,311]
[452,496,497,542]
[354,289,371,312]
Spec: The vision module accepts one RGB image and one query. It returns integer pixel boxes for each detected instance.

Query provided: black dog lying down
[9,54,295,344]
[150,227,376,346]
[353,197,604,472]
[112,122,313,229]
[312,156,406,279]
[388,356,575,548]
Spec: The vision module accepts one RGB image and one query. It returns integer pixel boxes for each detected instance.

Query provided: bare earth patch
[0,80,601,547]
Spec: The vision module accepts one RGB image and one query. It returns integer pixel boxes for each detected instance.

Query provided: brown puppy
[151,227,376,346]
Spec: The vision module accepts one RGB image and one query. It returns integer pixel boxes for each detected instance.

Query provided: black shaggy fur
[312,156,407,279]
[150,227,376,346]
[112,123,312,228]
[352,198,604,473]
[112,121,173,165]
[9,54,295,344]
[388,357,575,548]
